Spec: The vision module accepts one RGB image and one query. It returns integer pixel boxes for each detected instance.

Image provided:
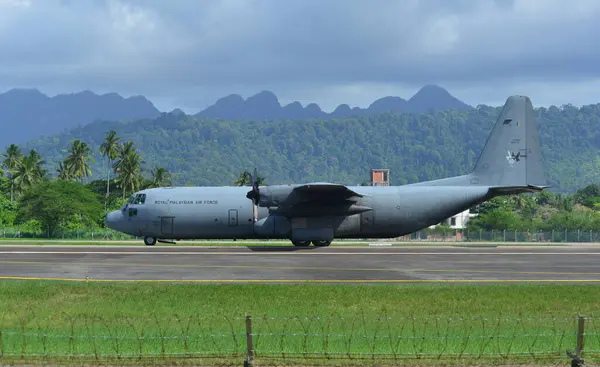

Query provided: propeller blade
[250,168,260,222]
[245,168,260,207]
[252,202,258,222]
[252,167,259,190]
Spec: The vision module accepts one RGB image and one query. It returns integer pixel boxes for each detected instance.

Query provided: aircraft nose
[105,210,123,231]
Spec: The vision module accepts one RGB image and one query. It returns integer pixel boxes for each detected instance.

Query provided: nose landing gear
[144,236,157,246]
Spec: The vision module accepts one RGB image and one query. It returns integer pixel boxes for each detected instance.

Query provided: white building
[429,208,478,229]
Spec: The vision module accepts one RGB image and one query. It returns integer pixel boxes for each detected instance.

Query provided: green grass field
[0,281,598,366]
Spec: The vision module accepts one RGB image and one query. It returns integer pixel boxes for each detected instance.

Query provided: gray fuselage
[106,184,492,240]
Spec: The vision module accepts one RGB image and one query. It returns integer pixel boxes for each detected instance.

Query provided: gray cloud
[1,0,600,112]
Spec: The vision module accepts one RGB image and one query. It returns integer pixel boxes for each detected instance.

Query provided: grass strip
[0,281,598,366]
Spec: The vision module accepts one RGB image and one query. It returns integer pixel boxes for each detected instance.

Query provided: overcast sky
[1,0,599,113]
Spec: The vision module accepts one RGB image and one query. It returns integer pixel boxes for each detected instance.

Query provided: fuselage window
[128,208,138,217]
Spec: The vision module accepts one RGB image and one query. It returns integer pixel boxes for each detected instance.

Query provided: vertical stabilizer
[410,95,548,190]
[471,95,547,189]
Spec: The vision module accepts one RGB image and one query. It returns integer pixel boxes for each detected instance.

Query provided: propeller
[245,168,260,222]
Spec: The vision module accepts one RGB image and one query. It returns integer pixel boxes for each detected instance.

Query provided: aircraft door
[228,209,238,227]
[161,216,174,235]
[156,194,174,237]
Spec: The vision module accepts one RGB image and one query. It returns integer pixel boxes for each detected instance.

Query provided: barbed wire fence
[0,309,599,366]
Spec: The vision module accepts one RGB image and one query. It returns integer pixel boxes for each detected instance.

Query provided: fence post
[569,315,586,367]
[577,315,585,359]
[245,315,253,367]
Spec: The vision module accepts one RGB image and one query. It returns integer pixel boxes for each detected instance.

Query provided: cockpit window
[132,193,146,204]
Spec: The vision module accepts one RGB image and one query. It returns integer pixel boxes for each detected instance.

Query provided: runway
[0,244,599,283]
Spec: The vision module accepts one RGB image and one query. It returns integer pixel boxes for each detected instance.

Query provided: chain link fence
[2,226,600,243]
[400,229,600,243]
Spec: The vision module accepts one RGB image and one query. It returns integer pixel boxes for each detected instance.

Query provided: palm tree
[99,130,121,204]
[234,170,265,186]
[64,140,93,183]
[1,144,24,202]
[56,159,75,180]
[13,150,45,196]
[147,167,172,188]
[113,141,134,175]
[113,143,144,199]
[29,150,49,180]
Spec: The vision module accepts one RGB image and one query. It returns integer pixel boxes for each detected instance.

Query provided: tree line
[0,130,175,236]
[2,127,600,238]
[0,130,267,237]
[18,103,600,192]
[463,184,600,233]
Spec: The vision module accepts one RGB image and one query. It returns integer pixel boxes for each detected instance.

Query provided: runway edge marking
[0,251,599,255]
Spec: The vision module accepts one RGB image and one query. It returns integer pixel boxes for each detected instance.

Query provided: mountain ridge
[194,84,473,120]
[0,84,472,150]
[0,88,161,148]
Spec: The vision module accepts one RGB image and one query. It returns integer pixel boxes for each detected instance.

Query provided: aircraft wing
[267,183,368,217]
[291,182,365,200]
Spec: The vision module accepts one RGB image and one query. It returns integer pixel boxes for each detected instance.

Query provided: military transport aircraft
[105,95,547,246]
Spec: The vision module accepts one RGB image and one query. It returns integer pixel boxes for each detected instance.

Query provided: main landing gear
[143,236,177,246]
[291,240,332,247]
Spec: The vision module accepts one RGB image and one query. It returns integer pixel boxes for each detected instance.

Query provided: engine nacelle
[257,185,295,207]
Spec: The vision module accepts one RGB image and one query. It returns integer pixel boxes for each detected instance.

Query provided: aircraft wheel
[313,240,331,247]
[144,236,157,246]
[292,240,311,247]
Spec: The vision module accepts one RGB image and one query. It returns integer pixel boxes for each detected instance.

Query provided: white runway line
[0,251,599,255]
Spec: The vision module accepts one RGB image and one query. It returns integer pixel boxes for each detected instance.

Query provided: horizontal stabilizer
[489,185,549,195]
